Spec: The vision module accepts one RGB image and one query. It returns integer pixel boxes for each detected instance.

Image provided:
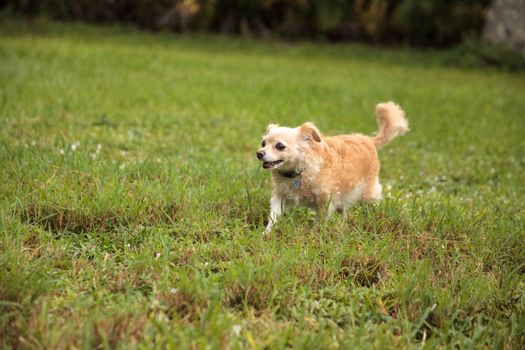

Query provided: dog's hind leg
[363,176,383,203]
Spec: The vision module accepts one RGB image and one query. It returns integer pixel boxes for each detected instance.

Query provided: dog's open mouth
[262,160,283,169]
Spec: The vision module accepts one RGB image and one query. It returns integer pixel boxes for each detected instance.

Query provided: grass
[1,18,524,349]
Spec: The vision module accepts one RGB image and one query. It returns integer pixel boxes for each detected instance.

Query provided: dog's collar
[277,170,302,179]
[278,169,302,189]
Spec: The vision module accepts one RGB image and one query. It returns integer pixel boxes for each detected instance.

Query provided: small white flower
[58,148,65,155]
[95,144,102,153]
[232,325,241,336]
[71,141,80,151]
[170,288,178,294]
[429,186,436,193]
[119,163,126,170]
[156,313,168,322]
[31,140,36,146]
[150,299,161,309]
[156,252,161,259]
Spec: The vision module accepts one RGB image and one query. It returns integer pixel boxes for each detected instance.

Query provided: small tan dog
[256,101,409,233]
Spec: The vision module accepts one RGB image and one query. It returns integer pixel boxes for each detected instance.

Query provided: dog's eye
[275,143,286,151]
[261,140,266,147]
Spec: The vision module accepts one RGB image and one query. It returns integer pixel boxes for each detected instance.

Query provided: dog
[256,101,409,233]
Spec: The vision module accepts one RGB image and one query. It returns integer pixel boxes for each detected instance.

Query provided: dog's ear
[266,123,279,134]
[299,122,322,142]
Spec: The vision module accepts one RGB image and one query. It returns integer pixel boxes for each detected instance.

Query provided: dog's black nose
[256,151,265,160]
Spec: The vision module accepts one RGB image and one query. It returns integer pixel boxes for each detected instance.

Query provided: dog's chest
[275,177,324,207]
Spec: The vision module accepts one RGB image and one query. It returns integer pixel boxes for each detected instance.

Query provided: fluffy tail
[372,101,409,149]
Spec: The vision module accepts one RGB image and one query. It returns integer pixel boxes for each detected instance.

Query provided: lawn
[0,19,524,349]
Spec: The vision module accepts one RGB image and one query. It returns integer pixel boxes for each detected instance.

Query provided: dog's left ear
[299,122,322,142]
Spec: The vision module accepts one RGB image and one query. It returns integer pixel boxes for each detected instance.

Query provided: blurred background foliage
[5,0,524,70]
[2,0,491,47]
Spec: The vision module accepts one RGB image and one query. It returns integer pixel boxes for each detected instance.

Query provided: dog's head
[256,122,322,172]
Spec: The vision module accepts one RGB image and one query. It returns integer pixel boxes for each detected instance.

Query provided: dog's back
[307,133,380,207]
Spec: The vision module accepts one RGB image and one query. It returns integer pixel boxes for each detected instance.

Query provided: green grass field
[1,19,524,349]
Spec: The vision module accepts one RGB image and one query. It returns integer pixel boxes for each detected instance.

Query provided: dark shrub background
[2,0,491,47]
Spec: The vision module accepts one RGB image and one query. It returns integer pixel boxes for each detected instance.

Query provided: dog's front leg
[265,195,287,234]
[315,202,336,222]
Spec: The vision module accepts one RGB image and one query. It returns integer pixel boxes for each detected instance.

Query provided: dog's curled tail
[372,101,409,149]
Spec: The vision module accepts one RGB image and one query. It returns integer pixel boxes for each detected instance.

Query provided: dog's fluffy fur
[257,101,409,233]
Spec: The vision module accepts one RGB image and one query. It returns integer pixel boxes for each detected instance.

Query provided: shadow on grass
[20,202,183,233]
